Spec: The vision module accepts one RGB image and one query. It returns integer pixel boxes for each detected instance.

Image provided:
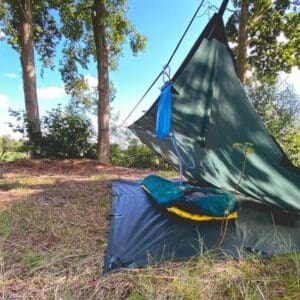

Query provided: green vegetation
[4,106,173,169]
[0,0,146,161]
[110,141,162,169]
[0,136,28,162]
[248,83,300,166]
[39,106,96,159]
[57,0,146,163]
[8,107,96,159]
[226,0,300,84]
[0,209,10,238]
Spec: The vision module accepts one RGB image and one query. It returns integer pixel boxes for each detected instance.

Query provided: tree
[58,0,146,163]
[226,1,300,166]
[236,0,249,83]
[247,82,300,166]
[226,0,300,84]
[0,0,61,156]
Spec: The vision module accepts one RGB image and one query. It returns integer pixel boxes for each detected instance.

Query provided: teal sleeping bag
[141,175,236,217]
[142,175,185,206]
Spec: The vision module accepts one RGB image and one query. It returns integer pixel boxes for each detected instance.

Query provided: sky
[0,0,299,138]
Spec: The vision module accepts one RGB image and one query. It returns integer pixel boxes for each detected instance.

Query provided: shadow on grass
[0,181,25,191]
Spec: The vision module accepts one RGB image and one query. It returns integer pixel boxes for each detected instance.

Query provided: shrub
[9,107,97,159]
[38,107,95,158]
[110,141,158,168]
[110,141,174,169]
[110,144,125,166]
[123,141,158,168]
[7,106,174,169]
[0,137,28,162]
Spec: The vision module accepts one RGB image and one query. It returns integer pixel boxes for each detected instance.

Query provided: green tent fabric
[130,13,300,214]
[104,10,300,273]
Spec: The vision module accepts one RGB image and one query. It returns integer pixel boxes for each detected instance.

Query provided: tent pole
[218,0,230,16]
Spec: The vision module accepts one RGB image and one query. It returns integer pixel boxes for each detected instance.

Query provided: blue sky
[0,0,299,138]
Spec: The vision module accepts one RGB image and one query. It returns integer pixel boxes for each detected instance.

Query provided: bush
[9,107,97,159]
[110,141,162,169]
[0,137,28,162]
[110,144,125,165]
[38,107,95,159]
[110,142,175,169]
[124,141,158,168]
[7,106,173,168]
[281,127,300,166]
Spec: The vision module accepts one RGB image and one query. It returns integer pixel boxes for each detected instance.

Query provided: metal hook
[162,65,171,83]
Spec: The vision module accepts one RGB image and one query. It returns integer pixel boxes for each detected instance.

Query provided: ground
[0,160,299,299]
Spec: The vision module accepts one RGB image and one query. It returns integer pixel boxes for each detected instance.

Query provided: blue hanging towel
[156,82,172,139]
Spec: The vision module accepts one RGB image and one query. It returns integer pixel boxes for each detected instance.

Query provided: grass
[0,151,29,163]
[0,159,299,299]
[0,209,10,238]
[125,253,300,299]
[158,169,178,178]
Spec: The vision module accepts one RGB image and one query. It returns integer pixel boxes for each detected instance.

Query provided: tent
[103,1,300,273]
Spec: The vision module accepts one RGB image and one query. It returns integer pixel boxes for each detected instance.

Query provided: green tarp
[130,13,300,214]
[104,181,300,272]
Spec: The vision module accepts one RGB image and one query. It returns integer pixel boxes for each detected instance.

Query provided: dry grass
[0,159,299,299]
[0,159,150,299]
[125,253,300,299]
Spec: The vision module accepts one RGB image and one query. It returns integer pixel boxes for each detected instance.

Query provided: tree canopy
[248,82,300,165]
[0,0,61,70]
[0,0,63,157]
[226,0,300,83]
[57,0,146,163]
[58,0,146,97]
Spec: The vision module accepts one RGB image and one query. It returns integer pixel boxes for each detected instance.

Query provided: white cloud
[37,86,66,100]
[84,74,98,90]
[4,73,18,79]
[0,94,9,109]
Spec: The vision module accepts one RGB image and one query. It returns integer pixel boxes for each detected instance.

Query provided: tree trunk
[92,0,110,164]
[20,0,41,157]
[237,0,250,84]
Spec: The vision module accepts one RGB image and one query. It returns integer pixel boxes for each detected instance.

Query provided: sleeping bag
[141,175,237,221]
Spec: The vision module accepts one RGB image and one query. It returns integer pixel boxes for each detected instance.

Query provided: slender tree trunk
[92,0,110,164]
[20,0,41,157]
[237,0,250,84]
